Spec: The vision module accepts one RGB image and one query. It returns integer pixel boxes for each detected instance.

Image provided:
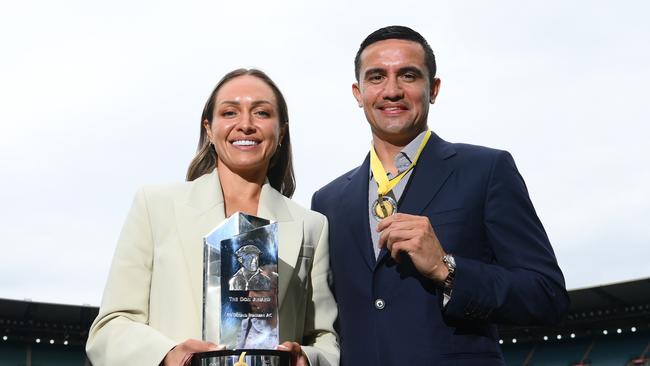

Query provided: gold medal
[369,131,431,221]
[372,195,397,220]
[370,131,432,219]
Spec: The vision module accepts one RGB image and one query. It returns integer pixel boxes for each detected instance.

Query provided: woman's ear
[278,123,288,147]
[203,119,213,141]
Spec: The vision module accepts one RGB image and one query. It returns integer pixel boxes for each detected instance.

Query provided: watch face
[444,254,456,269]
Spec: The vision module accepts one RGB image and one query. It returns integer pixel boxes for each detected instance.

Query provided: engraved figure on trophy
[229,243,273,291]
[219,222,281,350]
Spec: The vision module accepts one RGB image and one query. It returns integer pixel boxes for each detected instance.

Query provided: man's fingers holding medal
[380,229,412,263]
[376,213,430,237]
[377,213,448,282]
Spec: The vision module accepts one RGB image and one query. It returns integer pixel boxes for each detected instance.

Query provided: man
[311,26,569,365]
[229,244,272,291]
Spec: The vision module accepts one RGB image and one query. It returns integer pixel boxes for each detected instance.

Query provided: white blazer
[86,170,339,365]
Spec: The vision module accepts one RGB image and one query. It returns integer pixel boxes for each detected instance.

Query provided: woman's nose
[237,112,256,132]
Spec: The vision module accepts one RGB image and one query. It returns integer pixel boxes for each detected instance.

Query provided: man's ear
[352,82,363,108]
[429,78,441,104]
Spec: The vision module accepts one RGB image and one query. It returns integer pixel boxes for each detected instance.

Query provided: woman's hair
[186,68,295,198]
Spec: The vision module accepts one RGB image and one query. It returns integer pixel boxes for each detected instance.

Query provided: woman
[86,69,339,366]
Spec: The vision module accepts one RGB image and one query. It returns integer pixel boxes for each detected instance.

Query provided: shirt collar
[369,129,429,179]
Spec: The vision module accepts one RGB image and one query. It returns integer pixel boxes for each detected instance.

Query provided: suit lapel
[399,132,456,216]
[175,170,226,322]
[337,154,375,270]
[376,133,456,265]
[257,183,302,308]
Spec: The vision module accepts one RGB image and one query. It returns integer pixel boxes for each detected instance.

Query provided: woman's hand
[277,341,308,366]
[163,339,224,366]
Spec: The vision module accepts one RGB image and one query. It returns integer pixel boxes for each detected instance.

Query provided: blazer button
[374,298,386,310]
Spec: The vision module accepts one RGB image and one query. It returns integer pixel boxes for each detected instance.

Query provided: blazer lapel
[337,154,375,270]
[257,183,303,308]
[174,171,305,322]
[175,170,226,322]
[399,132,456,216]
[376,134,456,265]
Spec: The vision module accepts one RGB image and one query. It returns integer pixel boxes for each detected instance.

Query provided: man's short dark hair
[354,25,437,85]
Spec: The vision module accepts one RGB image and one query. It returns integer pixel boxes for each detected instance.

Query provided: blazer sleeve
[301,217,340,366]
[443,150,570,325]
[86,188,176,366]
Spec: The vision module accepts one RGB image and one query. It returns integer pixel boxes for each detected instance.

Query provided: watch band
[442,254,456,292]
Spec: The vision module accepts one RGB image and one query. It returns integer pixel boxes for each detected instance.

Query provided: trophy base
[192,349,290,366]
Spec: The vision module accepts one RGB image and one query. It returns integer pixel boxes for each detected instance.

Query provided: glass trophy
[193,212,290,366]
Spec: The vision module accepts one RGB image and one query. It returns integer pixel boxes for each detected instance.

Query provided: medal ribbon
[234,352,248,366]
[370,130,432,197]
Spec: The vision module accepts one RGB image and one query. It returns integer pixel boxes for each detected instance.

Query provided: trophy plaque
[193,212,289,366]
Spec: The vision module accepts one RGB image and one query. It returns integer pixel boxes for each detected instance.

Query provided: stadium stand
[0,298,96,366]
[1,277,648,365]
[500,277,650,365]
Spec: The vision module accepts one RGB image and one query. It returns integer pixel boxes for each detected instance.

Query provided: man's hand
[377,213,448,282]
[277,341,309,366]
[163,339,224,366]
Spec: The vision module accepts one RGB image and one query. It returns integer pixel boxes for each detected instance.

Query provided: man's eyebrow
[398,66,424,77]
[363,66,425,78]
[363,68,386,78]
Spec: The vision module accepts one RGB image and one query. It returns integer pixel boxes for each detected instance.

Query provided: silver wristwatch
[442,254,456,291]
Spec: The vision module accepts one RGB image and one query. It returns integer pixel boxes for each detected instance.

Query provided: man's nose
[382,76,403,101]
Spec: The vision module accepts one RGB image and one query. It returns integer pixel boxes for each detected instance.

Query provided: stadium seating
[502,332,650,365]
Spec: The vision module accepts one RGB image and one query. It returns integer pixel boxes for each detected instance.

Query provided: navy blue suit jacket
[311,133,569,365]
